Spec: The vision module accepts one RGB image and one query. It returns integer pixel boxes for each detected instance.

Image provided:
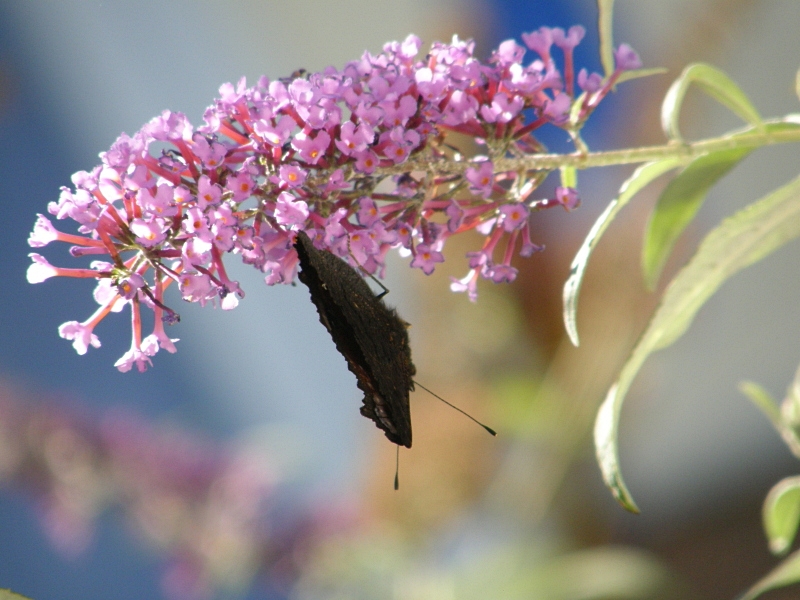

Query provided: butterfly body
[294,231,415,448]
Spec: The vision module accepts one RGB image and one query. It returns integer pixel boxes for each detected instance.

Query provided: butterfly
[294,231,415,448]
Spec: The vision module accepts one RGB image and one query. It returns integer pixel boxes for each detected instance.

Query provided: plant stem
[386,117,800,175]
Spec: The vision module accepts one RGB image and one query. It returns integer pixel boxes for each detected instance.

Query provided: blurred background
[1,1,800,598]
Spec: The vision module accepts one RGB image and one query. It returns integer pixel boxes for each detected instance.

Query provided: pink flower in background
[0,385,299,600]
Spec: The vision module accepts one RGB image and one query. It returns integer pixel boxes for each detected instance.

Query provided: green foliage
[616,68,668,85]
[739,382,784,438]
[740,380,800,458]
[740,380,800,585]
[641,120,800,289]
[594,174,800,512]
[572,56,800,520]
[563,158,688,346]
[661,62,763,142]
[739,549,800,600]
[641,147,752,289]
[763,476,800,556]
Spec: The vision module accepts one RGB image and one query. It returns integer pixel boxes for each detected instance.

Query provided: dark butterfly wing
[294,231,415,448]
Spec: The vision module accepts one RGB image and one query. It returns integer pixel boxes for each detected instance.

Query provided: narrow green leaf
[764,476,800,555]
[595,383,640,513]
[661,63,763,142]
[642,147,752,290]
[596,174,800,513]
[642,120,800,291]
[739,549,800,600]
[739,381,782,432]
[740,379,800,460]
[784,363,800,434]
[563,158,686,346]
[616,67,668,85]
[597,0,616,79]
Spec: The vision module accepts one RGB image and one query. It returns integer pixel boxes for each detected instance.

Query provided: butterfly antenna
[345,241,390,298]
[414,381,497,436]
[370,274,390,299]
[394,445,400,490]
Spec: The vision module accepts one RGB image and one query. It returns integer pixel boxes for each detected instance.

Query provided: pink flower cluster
[0,386,280,600]
[27,28,640,371]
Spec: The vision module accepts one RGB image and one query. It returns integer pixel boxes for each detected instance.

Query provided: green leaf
[642,146,752,290]
[597,0,616,79]
[764,476,800,555]
[739,549,800,600]
[0,590,34,600]
[740,380,800,459]
[642,120,800,290]
[661,62,763,142]
[739,381,782,432]
[596,174,800,513]
[616,67,668,85]
[563,158,686,346]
